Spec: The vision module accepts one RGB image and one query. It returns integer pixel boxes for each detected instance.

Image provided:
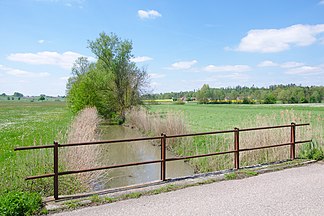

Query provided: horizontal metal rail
[239,123,309,132]
[25,159,163,180]
[14,122,311,200]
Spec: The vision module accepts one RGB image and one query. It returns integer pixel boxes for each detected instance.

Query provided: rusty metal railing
[14,122,311,200]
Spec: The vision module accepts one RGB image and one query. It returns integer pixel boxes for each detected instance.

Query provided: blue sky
[1,0,324,96]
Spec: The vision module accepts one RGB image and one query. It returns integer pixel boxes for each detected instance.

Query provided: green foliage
[67,32,148,122]
[0,191,42,216]
[263,94,277,104]
[224,173,237,180]
[173,100,185,105]
[13,92,23,98]
[196,84,211,104]
[122,192,142,199]
[104,197,118,203]
[299,141,324,160]
[142,84,324,104]
[0,101,83,196]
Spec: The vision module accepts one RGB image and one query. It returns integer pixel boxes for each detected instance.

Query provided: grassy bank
[128,104,324,172]
[0,101,77,196]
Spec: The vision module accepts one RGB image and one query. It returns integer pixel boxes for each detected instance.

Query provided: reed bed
[127,107,322,173]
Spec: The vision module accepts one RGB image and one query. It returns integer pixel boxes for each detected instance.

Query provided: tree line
[142,84,324,104]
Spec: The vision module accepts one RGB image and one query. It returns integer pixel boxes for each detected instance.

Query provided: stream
[93,125,194,190]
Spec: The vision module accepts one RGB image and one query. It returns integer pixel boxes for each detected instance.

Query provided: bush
[0,191,42,216]
[299,141,324,161]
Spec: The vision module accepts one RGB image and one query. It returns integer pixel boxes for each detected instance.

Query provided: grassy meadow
[1,100,323,196]
[0,101,80,196]
[148,103,324,132]
[134,103,324,172]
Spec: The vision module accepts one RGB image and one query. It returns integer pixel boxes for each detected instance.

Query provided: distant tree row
[142,84,324,104]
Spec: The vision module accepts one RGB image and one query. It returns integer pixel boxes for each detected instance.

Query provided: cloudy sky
[1,0,324,96]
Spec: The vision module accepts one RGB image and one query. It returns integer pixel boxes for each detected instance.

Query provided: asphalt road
[54,163,324,216]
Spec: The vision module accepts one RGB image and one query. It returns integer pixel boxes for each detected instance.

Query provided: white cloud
[280,61,305,68]
[235,24,324,53]
[149,73,165,79]
[130,56,153,63]
[257,60,278,67]
[257,60,305,68]
[0,65,50,78]
[7,51,93,70]
[138,10,162,19]
[204,64,251,72]
[170,60,198,70]
[38,39,45,44]
[285,65,323,75]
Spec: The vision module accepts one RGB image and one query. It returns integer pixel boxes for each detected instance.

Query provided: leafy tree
[263,94,277,104]
[67,32,148,122]
[39,95,46,101]
[13,92,23,98]
[197,84,211,103]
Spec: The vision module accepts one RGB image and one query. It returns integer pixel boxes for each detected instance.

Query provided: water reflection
[93,125,194,190]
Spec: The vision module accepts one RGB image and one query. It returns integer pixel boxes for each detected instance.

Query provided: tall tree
[87,32,147,121]
[67,32,147,123]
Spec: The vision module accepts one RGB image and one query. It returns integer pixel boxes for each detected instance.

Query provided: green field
[0,101,75,196]
[1,101,323,195]
[146,103,324,172]
[148,103,324,132]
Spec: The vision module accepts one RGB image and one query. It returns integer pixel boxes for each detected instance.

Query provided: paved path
[54,163,324,216]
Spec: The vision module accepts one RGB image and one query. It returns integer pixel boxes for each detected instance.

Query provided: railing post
[290,122,296,160]
[160,133,166,181]
[54,141,59,200]
[234,127,240,169]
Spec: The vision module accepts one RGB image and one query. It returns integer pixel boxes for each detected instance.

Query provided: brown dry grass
[126,108,321,173]
[62,107,107,190]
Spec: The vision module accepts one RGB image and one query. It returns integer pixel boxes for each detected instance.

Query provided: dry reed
[62,107,106,191]
[127,107,321,173]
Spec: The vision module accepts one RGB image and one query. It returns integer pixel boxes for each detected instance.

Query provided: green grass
[148,103,324,132]
[0,191,43,215]
[0,101,78,196]
[148,103,324,172]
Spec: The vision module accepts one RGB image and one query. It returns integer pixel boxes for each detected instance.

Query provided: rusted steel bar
[14,145,54,151]
[15,123,310,151]
[240,124,292,132]
[59,159,163,176]
[166,129,235,138]
[239,123,309,132]
[26,173,55,180]
[166,150,237,162]
[23,139,312,181]
[240,142,291,152]
[295,123,310,127]
[234,128,240,169]
[295,140,312,144]
[53,141,59,200]
[290,122,296,160]
[161,133,166,181]
[59,136,162,147]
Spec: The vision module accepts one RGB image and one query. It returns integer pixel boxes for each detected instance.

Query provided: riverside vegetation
[1,100,324,214]
[127,103,324,173]
[0,102,103,214]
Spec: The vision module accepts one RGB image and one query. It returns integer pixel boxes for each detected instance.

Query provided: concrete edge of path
[45,159,318,214]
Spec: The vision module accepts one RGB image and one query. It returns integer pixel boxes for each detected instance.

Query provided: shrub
[0,191,42,216]
[299,141,324,160]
